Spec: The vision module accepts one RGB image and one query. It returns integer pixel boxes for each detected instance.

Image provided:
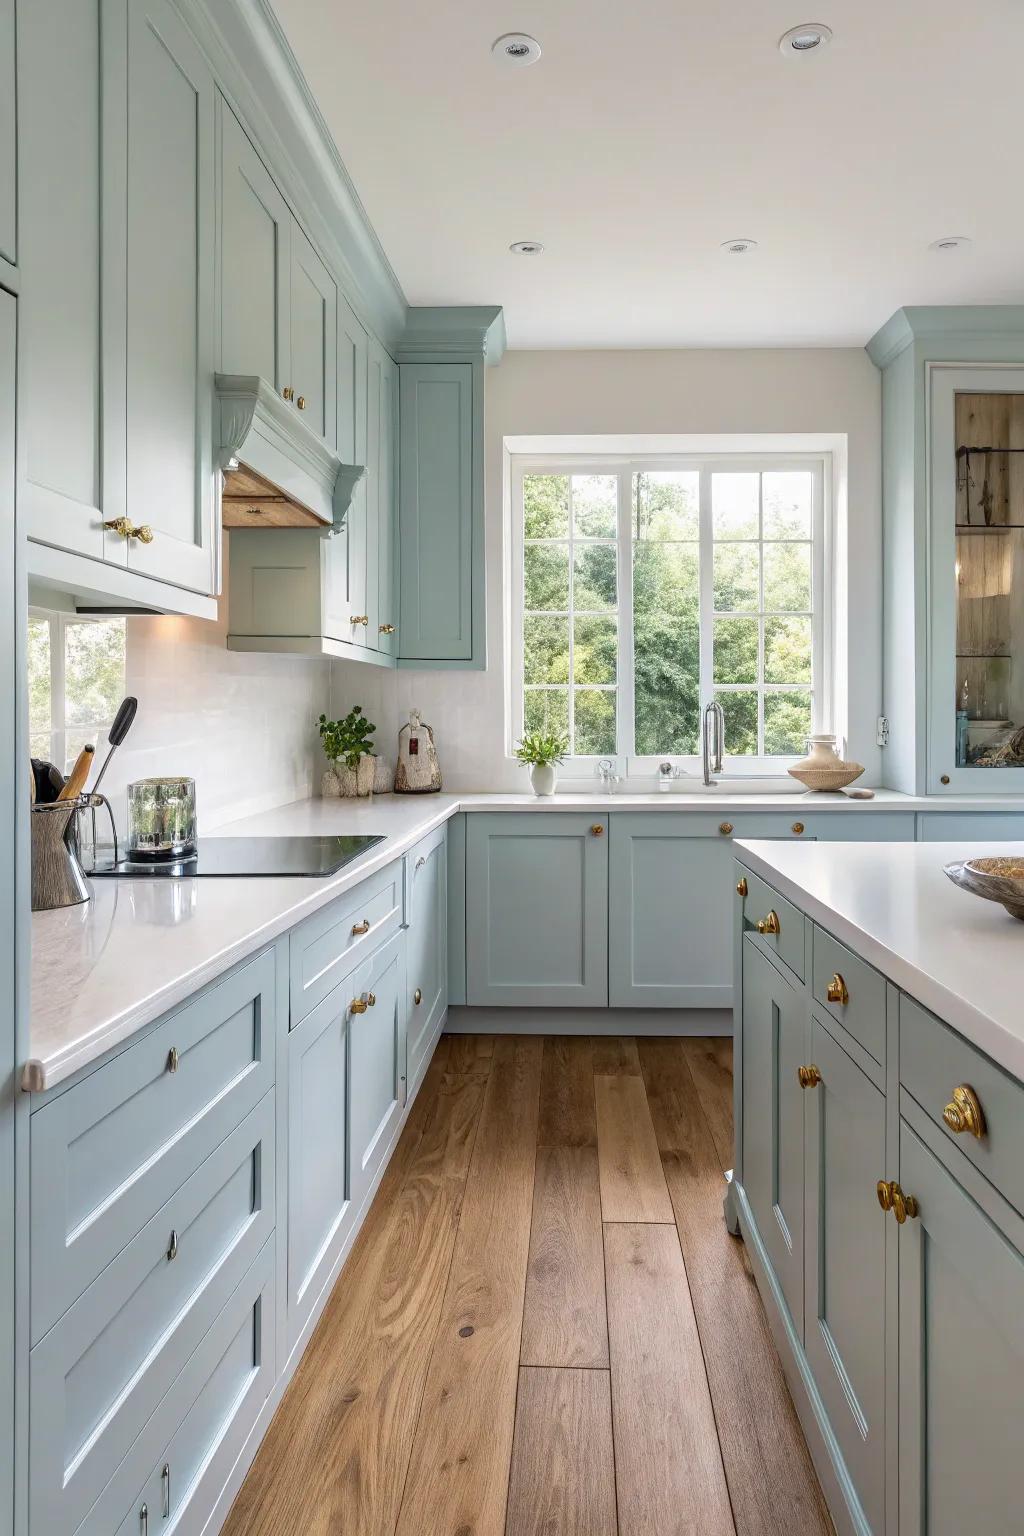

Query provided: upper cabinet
[869,307,1024,794]
[368,338,399,653]
[289,225,337,451]
[0,0,15,273]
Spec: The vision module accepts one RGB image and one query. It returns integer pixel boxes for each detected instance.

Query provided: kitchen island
[730,838,1024,1536]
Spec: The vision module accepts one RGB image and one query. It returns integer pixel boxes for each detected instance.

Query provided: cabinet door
[0,292,15,1536]
[399,362,473,661]
[740,939,806,1330]
[804,1016,886,1534]
[123,0,216,595]
[898,1122,1024,1534]
[325,292,368,646]
[406,831,448,1092]
[0,0,13,267]
[289,221,337,450]
[19,0,106,558]
[466,814,608,1007]
[367,337,399,655]
[286,982,353,1346]
[218,99,291,392]
[349,931,406,1213]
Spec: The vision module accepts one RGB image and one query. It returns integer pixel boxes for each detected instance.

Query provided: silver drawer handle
[140,1505,148,1536]
[167,1230,178,1262]
[167,1046,179,1073]
[162,1464,170,1518]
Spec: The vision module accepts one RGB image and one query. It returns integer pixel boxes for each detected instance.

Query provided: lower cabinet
[897,1123,1024,1536]
[406,826,448,1093]
[349,930,407,1212]
[465,813,608,1006]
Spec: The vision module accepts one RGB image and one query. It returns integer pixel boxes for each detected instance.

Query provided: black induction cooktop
[91,834,385,879]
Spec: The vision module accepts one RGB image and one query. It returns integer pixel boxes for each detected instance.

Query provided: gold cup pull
[591,823,605,836]
[719,822,733,836]
[877,1179,895,1212]
[351,919,370,936]
[736,877,748,897]
[756,910,781,936]
[797,1064,822,1089]
[942,1084,986,1139]
[826,972,849,1006]
[350,997,368,1015]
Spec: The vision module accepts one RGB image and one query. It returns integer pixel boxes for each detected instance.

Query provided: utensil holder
[31,799,92,912]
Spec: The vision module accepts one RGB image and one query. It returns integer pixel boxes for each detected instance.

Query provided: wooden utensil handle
[57,744,95,801]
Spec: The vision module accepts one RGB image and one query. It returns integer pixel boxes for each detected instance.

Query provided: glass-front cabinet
[930,364,1024,790]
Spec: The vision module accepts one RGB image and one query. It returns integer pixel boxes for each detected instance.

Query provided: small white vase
[321,767,342,799]
[529,762,558,797]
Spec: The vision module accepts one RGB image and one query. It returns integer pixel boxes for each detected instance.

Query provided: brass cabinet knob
[367,992,376,1007]
[351,919,370,936]
[797,1064,822,1089]
[826,972,849,1006]
[297,395,306,410]
[350,997,368,1015]
[942,1084,986,1139]
[792,821,805,835]
[104,517,152,542]
[940,775,950,785]
[719,822,733,836]
[350,614,369,625]
[379,623,396,634]
[736,877,748,897]
[414,988,423,1005]
[756,910,781,936]
[166,1229,179,1261]
[591,823,605,836]
[877,1179,895,1212]
[166,1046,179,1074]
[133,524,154,544]
[282,386,294,401]
[891,1186,919,1225]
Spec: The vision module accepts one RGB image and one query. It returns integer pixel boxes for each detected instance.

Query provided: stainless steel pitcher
[31,800,91,911]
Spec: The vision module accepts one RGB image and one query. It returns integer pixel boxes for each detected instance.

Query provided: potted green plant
[319,707,377,798]
[514,728,568,797]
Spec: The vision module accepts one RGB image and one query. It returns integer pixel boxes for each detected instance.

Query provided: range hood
[216,374,364,531]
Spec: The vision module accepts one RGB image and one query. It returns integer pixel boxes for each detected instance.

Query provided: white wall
[332,348,883,791]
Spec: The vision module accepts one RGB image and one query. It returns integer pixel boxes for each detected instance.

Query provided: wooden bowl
[787,760,864,792]
[944,857,1024,920]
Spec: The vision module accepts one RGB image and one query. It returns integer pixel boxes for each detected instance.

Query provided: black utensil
[31,758,65,804]
[91,696,139,795]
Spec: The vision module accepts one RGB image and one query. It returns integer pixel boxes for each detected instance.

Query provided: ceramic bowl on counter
[944,856,1024,920]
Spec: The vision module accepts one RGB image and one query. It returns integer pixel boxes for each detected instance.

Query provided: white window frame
[509,451,833,779]
[28,607,126,773]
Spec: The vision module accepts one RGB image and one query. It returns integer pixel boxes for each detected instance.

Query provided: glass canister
[126,777,197,859]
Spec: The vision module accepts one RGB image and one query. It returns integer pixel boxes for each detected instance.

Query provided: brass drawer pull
[350,997,368,1015]
[379,623,396,634]
[877,1179,918,1223]
[350,614,369,626]
[756,910,781,936]
[167,1230,178,1262]
[104,517,154,543]
[719,822,733,836]
[877,1179,894,1212]
[282,386,294,401]
[826,972,849,1006]
[943,1084,986,1139]
[296,395,306,410]
[591,823,605,836]
[736,877,748,897]
[167,1046,179,1074]
[367,992,377,1007]
[351,919,370,936]
[797,1064,822,1089]
[414,988,423,1005]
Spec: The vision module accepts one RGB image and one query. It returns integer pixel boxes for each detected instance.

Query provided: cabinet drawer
[289,862,402,1024]
[30,949,275,1343]
[78,1238,275,1536]
[900,996,1024,1215]
[30,1094,274,1535]
[738,867,805,982]
[812,926,885,1065]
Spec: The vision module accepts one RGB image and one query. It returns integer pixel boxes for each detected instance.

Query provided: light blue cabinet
[804,1014,886,1534]
[368,337,399,654]
[289,222,337,451]
[465,813,608,1007]
[916,811,1024,841]
[0,0,15,270]
[398,362,474,662]
[218,98,291,393]
[0,291,15,1536]
[405,827,448,1093]
[349,929,407,1211]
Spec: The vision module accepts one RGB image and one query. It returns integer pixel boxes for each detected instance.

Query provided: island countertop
[735,838,1024,1082]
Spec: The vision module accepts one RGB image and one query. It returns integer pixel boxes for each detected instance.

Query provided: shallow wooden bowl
[944,857,1024,920]
[787,761,864,792]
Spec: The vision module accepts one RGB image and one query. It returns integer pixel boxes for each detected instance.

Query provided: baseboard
[734,1180,869,1536]
[445,1005,731,1036]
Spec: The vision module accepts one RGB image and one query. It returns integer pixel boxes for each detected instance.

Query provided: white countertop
[26,788,1024,1093]
[735,839,1024,1082]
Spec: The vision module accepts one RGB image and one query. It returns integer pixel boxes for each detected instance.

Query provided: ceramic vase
[325,755,376,798]
[529,762,558,797]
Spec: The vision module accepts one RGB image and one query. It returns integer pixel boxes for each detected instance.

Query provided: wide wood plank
[521,1146,608,1368]
[605,1222,735,1536]
[223,1067,487,1536]
[395,1035,543,1536]
[538,1035,597,1147]
[446,1031,496,1074]
[505,1367,617,1536]
[595,1073,674,1222]
[591,1035,641,1075]
[679,1035,735,1170]
[639,1039,831,1536]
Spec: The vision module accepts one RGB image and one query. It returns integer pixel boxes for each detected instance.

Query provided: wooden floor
[223,1034,832,1536]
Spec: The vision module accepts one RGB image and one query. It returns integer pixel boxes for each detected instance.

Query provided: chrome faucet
[702,700,725,785]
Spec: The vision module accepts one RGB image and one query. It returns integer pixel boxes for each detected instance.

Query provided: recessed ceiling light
[779,23,833,55]
[492,33,542,67]
[510,240,544,255]
[929,235,972,253]
[721,238,758,255]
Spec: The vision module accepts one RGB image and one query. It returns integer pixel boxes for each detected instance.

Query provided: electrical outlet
[876,716,890,748]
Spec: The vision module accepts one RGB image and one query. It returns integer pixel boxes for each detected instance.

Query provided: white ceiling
[272,0,1024,349]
